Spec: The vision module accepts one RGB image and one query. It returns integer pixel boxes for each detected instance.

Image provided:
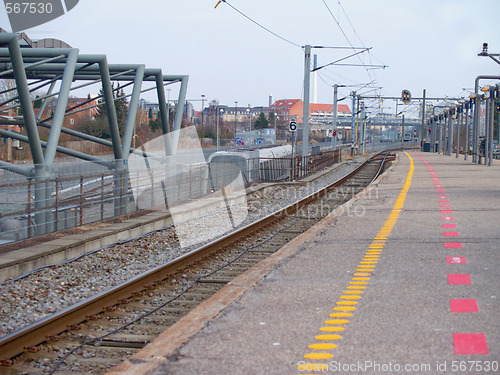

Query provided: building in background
[270,99,351,124]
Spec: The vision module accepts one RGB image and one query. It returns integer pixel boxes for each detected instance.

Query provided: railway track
[0,150,396,374]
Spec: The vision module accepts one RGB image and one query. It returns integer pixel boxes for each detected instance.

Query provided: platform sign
[289,121,297,132]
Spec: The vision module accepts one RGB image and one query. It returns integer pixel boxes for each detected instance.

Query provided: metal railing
[0,145,361,246]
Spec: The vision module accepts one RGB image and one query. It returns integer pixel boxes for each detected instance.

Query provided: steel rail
[0,150,393,360]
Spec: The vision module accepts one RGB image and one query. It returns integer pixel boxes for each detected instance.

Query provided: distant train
[207,145,293,190]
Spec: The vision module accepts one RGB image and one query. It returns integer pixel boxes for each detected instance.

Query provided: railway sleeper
[93,339,149,349]
[197,279,231,284]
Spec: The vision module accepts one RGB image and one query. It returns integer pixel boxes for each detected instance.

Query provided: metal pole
[421,88,426,148]
[361,101,366,153]
[5,34,44,165]
[99,58,123,161]
[457,106,462,158]
[447,109,453,156]
[122,65,145,155]
[44,48,79,165]
[155,72,169,134]
[36,81,57,122]
[488,87,495,166]
[168,75,189,156]
[498,85,500,150]
[355,97,360,154]
[201,94,205,147]
[4,33,48,234]
[465,101,470,160]
[217,107,220,151]
[430,113,436,152]
[484,97,490,165]
[472,76,500,162]
[473,93,479,163]
[351,93,356,155]
[302,45,311,159]
[273,114,276,143]
[248,107,251,132]
[401,115,404,150]
[332,84,338,151]
[438,116,442,153]
[234,101,238,141]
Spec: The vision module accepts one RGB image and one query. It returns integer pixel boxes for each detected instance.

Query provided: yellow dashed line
[340,295,361,300]
[325,319,350,324]
[333,306,356,311]
[309,343,337,350]
[299,152,415,369]
[329,313,353,317]
[304,352,334,360]
[319,326,345,332]
[336,300,358,305]
[314,334,342,340]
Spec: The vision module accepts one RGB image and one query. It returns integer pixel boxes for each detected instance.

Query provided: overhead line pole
[302,45,311,159]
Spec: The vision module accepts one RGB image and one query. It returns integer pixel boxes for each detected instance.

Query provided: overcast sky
[1,0,500,115]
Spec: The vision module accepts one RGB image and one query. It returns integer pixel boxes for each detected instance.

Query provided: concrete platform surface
[111,152,500,375]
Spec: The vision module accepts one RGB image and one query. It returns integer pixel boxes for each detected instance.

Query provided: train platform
[110,151,500,375]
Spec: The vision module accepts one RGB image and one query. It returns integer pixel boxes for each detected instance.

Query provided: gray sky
[1,0,500,115]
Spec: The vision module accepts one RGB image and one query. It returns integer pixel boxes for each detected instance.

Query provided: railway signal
[402,89,411,104]
[289,120,297,132]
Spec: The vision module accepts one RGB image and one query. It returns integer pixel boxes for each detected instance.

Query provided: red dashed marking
[453,333,489,355]
[450,299,479,313]
[447,256,466,264]
[415,152,488,357]
[442,224,456,229]
[448,274,471,285]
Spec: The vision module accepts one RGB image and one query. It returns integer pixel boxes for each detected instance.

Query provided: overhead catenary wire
[321,0,384,94]
[215,0,302,49]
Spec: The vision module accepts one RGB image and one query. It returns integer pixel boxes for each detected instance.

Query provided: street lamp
[217,107,224,151]
[234,101,238,139]
[246,108,251,132]
[478,42,500,65]
[274,115,279,143]
[201,94,206,146]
